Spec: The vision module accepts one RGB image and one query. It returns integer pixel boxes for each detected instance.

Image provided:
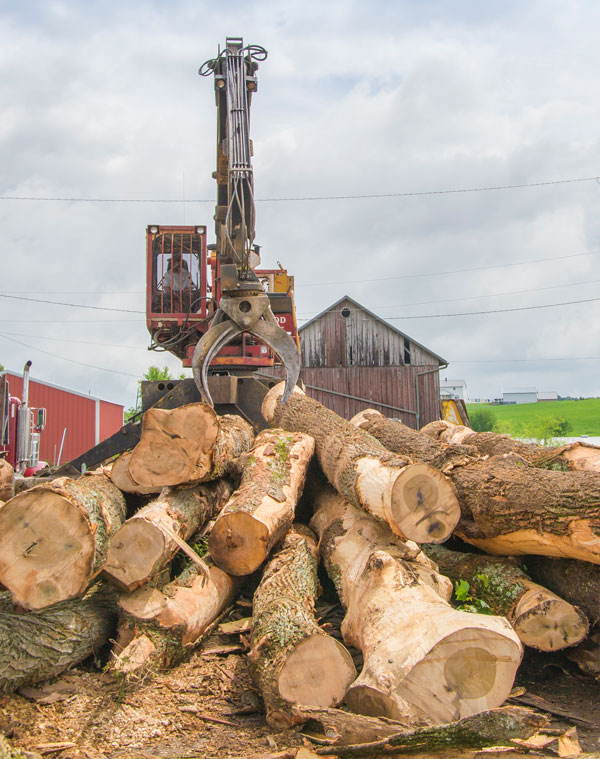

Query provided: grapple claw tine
[249,320,301,404]
[192,321,242,406]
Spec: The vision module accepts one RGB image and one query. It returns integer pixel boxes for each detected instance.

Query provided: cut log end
[278,633,356,708]
[103,520,167,592]
[109,452,162,495]
[512,587,588,652]
[346,625,522,724]
[390,463,460,543]
[0,490,94,609]
[209,511,270,576]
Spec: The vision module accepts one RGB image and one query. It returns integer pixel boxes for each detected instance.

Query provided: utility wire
[0,330,145,350]
[295,277,600,316]
[0,293,144,313]
[0,175,598,203]
[298,251,599,287]
[381,295,600,320]
[0,333,140,378]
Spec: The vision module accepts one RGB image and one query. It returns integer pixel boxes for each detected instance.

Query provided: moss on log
[423,544,588,651]
[249,525,356,727]
[0,474,126,610]
[262,384,459,544]
[0,582,117,695]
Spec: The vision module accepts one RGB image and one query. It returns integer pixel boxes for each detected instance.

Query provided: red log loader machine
[56,38,301,474]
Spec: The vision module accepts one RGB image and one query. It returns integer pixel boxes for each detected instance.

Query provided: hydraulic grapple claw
[191,309,301,408]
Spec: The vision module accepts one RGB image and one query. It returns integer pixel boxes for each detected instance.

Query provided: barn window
[340,307,351,318]
[404,337,411,364]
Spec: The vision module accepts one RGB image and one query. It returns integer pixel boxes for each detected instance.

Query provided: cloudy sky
[1,0,599,407]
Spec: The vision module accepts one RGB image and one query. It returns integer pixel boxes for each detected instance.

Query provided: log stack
[0,390,598,752]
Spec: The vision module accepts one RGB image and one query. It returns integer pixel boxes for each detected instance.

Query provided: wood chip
[200,644,244,656]
[218,617,252,634]
[35,743,77,755]
[558,727,582,757]
[177,707,236,726]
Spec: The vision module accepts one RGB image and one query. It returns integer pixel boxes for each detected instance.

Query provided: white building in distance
[440,378,467,400]
[503,387,537,404]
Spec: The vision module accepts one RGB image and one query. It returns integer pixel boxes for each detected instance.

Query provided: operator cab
[146,224,299,367]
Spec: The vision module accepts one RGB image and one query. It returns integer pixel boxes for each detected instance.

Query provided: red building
[1,370,124,466]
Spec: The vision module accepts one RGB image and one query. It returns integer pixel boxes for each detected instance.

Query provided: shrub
[469,408,497,432]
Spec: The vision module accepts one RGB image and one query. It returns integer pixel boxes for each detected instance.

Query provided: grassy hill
[466,398,600,437]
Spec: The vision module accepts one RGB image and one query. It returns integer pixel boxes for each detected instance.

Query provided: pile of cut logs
[1,383,600,752]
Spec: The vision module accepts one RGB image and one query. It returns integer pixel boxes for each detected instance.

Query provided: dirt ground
[1,592,600,759]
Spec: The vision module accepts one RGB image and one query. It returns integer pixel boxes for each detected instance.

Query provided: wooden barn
[296,295,447,428]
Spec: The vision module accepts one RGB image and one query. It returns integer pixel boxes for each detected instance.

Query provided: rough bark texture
[0,582,117,695]
[295,705,546,756]
[129,406,254,488]
[262,384,459,544]
[524,555,600,625]
[423,545,588,651]
[103,479,232,592]
[350,410,478,472]
[249,525,356,728]
[567,629,600,678]
[113,559,238,674]
[422,420,600,472]
[209,429,315,576]
[450,453,600,563]
[0,458,14,502]
[310,488,522,725]
[0,473,126,610]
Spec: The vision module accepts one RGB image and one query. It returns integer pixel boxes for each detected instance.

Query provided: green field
[466,398,600,437]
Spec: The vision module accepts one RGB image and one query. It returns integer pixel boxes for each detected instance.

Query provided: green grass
[466,398,600,437]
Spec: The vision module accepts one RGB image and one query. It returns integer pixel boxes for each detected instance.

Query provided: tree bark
[262,383,460,544]
[297,705,546,757]
[209,429,315,576]
[103,479,232,592]
[422,420,600,472]
[567,629,600,678]
[113,559,238,674]
[524,556,600,626]
[0,582,117,695]
[310,487,522,726]
[0,458,14,501]
[129,406,254,488]
[0,474,126,610]
[423,545,588,651]
[249,525,356,728]
[353,410,600,565]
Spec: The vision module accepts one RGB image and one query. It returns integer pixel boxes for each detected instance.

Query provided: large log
[0,581,117,695]
[0,457,14,501]
[422,420,600,472]
[0,474,126,610]
[423,544,588,651]
[353,410,600,564]
[113,559,238,674]
[128,407,254,488]
[262,384,459,544]
[524,556,600,626]
[103,479,232,592]
[310,488,522,726]
[249,525,356,727]
[209,429,315,575]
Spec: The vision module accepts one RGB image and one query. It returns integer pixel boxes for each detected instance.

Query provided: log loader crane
[54,38,301,474]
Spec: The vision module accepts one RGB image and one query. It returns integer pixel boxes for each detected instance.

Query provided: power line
[297,250,599,287]
[295,277,600,316]
[383,295,600,320]
[0,319,144,323]
[0,333,140,378]
[450,357,600,363]
[0,331,145,350]
[0,175,598,204]
[0,293,144,313]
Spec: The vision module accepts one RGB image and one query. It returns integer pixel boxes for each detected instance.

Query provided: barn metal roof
[298,295,448,365]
